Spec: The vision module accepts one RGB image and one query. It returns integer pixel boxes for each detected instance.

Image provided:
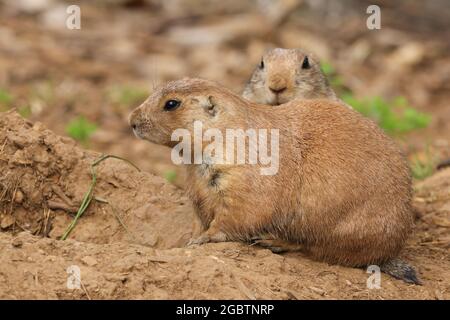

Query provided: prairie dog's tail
[380,258,421,285]
[437,158,450,170]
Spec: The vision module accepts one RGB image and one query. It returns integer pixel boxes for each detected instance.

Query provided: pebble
[14,190,24,204]
[81,256,98,267]
[11,238,23,248]
[1,215,15,229]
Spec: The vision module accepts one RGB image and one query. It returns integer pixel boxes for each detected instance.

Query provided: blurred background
[0,0,449,186]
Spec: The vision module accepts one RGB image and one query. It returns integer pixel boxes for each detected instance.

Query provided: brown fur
[129,78,414,269]
[243,48,343,105]
[242,49,420,283]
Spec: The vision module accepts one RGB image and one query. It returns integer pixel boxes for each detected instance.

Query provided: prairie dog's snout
[128,106,141,136]
[128,109,138,130]
[128,103,152,140]
[268,74,287,94]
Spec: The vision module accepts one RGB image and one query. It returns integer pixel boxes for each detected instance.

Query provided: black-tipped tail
[380,258,422,285]
[437,158,450,170]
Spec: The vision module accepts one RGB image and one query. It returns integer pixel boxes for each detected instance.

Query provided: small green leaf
[66,116,97,143]
[164,170,177,183]
[107,85,149,107]
[18,105,31,118]
[0,88,13,105]
[320,61,335,76]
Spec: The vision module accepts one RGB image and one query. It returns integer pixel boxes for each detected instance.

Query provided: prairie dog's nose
[269,86,287,94]
[128,109,140,130]
[268,74,287,94]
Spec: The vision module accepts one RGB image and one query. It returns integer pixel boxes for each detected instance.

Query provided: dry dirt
[0,111,449,300]
[0,111,201,248]
[0,0,449,300]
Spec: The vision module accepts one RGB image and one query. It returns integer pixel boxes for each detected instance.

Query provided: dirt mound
[0,111,449,299]
[0,231,444,300]
[0,111,201,248]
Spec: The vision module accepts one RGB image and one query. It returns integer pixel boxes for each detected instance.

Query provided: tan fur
[243,48,342,105]
[129,78,414,268]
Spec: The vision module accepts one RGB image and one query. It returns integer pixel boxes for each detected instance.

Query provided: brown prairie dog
[243,48,351,108]
[129,78,418,284]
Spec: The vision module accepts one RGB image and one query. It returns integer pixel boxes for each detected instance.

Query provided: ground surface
[0,0,449,299]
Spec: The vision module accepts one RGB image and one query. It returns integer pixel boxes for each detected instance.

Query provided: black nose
[269,87,287,94]
[131,123,137,130]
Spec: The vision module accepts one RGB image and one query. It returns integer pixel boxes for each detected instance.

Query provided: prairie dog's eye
[301,56,310,69]
[164,99,181,111]
[259,60,264,69]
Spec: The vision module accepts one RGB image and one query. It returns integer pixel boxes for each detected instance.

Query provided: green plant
[410,158,434,181]
[107,85,149,107]
[18,105,31,118]
[66,116,97,144]
[321,62,431,136]
[164,170,177,183]
[410,146,435,180]
[342,94,431,136]
[320,61,344,89]
[0,88,13,110]
[61,154,140,240]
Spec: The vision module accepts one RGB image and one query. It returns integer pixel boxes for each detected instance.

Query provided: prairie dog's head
[243,48,335,105]
[129,78,242,147]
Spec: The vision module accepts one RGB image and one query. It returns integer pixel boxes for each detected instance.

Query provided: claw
[252,239,288,253]
[252,238,303,253]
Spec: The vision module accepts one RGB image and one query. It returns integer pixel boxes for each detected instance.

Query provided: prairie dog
[129,78,419,284]
[243,48,348,106]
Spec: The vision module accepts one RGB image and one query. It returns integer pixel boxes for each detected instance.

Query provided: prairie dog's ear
[191,95,217,116]
[259,58,264,69]
[301,56,311,69]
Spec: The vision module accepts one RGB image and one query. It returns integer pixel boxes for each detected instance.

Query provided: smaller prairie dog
[129,78,419,284]
[243,48,351,107]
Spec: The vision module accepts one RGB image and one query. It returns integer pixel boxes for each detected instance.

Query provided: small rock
[81,256,98,267]
[14,190,24,204]
[32,122,45,132]
[43,256,56,262]
[1,215,15,229]
[11,238,23,248]
[435,290,444,300]
[309,286,326,296]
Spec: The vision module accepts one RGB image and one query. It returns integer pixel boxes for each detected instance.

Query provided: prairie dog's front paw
[187,234,211,246]
[187,230,227,247]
